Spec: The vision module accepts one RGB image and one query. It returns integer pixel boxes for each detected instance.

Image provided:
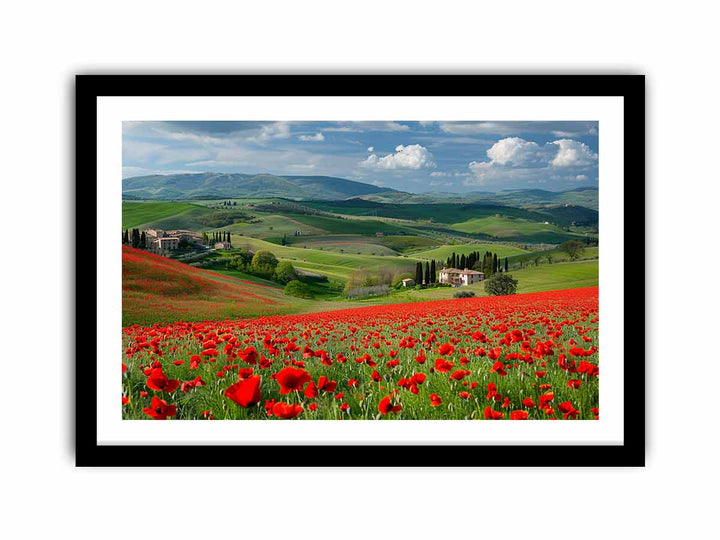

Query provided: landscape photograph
[121,120,600,421]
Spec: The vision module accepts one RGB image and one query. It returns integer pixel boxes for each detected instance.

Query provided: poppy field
[122,287,599,420]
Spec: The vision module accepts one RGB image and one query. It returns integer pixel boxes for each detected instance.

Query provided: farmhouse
[214,241,232,249]
[156,236,180,250]
[401,278,415,287]
[144,228,166,240]
[438,268,484,287]
[166,229,202,243]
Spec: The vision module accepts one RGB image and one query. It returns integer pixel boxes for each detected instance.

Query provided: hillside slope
[122,172,395,200]
[122,246,304,324]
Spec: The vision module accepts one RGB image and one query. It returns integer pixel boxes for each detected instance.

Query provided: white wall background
[0,1,717,538]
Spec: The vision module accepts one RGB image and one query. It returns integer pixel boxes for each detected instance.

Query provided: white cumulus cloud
[367,146,374,152]
[485,137,546,166]
[361,144,435,170]
[550,139,598,167]
[298,132,325,142]
[466,136,597,186]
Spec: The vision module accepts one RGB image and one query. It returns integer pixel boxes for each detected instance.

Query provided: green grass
[224,214,326,238]
[283,235,399,255]
[508,246,599,265]
[451,216,584,243]
[285,213,411,235]
[122,202,199,229]
[377,235,441,253]
[230,235,418,281]
[413,243,530,261]
[134,206,216,231]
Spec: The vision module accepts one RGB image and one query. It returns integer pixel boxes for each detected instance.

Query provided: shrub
[453,290,476,298]
[284,280,314,299]
[274,261,298,284]
[560,240,585,261]
[251,250,278,269]
[484,273,518,296]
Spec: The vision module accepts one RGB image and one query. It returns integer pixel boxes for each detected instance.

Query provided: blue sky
[122,121,599,193]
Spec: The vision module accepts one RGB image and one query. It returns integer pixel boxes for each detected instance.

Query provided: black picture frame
[76,74,645,467]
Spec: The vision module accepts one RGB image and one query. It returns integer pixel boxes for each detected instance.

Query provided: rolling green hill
[122,172,395,200]
[450,216,585,244]
[378,260,599,303]
[122,202,200,229]
[229,235,418,281]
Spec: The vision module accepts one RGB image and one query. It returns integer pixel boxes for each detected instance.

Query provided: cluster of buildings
[144,229,202,253]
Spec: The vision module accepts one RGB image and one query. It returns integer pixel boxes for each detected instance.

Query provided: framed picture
[76,75,644,467]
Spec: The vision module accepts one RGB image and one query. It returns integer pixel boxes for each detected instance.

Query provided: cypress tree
[424,261,430,285]
[415,262,423,285]
[493,253,498,273]
[139,231,146,249]
[504,257,509,272]
[460,254,466,269]
[430,260,436,283]
[131,228,140,248]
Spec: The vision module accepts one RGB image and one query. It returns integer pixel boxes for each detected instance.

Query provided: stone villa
[438,267,485,287]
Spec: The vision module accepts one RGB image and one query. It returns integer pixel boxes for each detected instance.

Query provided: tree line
[203,231,232,245]
[444,250,507,276]
[122,228,146,249]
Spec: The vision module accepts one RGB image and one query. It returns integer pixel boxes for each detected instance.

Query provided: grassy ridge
[413,243,529,261]
[230,235,418,281]
[122,202,199,229]
[450,216,585,243]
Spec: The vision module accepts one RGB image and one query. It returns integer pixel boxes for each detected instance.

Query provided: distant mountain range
[122,172,598,210]
[122,173,394,201]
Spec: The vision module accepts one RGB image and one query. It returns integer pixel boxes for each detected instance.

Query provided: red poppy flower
[458,391,471,399]
[146,367,180,393]
[483,406,504,419]
[510,410,529,420]
[189,355,201,370]
[522,397,536,408]
[275,367,312,394]
[238,346,258,364]
[181,376,205,393]
[558,400,580,419]
[371,369,382,382]
[224,376,262,407]
[233,367,251,379]
[490,361,508,376]
[450,369,470,381]
[142,396,177,419]
[304,380,318,398]
[122,396,129,405]
[568,379,582,389]
[430,393,442,407]
[272,401,304,419]
[539,391,554,409]
[435,357,454,373]
[438,343,455,356]
[378,395,402,415]
[317,376,337,393]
